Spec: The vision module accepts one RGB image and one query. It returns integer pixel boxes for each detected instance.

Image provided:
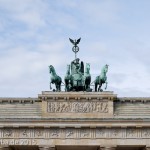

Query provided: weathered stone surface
[0,99,41,118]
[0,127,150,146]
[114,98,150,118]
[0,91,150,148]
[40,91,115,118]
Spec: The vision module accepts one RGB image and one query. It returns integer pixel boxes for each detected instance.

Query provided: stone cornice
[0,97,40,103]
[38,91,117,101]
[117,97,150,102]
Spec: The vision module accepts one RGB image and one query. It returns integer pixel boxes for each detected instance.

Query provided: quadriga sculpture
[94,64,108,92]
[49,65,62,91]
[48,38,109,92]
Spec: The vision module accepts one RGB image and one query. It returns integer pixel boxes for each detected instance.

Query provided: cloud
[0,0,47,30]
[0,0,150,97]
[79,0,120,24]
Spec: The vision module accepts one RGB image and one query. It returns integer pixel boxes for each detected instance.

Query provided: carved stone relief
[0,127,150,145]
[3,129,13,138]
[142,128,150,138]
[80,128,90,138]
[19,129,31,138]
[65,128,75,138]
[126,128,137,138]
[50,128,60,138]
[96,128,106,138]
[109,128,122,138]
[47,101,108,113]
[34,129,44,138]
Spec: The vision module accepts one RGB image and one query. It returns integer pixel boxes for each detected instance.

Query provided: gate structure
[0,91,150,150]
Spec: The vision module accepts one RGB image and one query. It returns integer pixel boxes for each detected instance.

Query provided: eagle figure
[69,38,81,46]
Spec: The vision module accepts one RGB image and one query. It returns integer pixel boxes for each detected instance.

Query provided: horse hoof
[86,88,92,92]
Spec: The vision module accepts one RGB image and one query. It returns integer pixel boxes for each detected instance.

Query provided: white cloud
[76,0,120,26]
[0,0,48,30]
[0,0,150,97]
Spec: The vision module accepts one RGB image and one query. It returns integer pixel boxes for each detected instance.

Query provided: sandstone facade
[0,91,149,150]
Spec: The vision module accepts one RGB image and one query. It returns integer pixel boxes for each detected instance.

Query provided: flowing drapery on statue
[64,58,85,91]
[64,59,92,92]
[70,58,84,91]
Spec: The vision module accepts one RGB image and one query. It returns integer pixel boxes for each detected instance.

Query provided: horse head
[102,64,108,74]
[49,65,54,74]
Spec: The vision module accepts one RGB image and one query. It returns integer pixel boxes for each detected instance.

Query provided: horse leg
[85,84,88,91]
[98,83,103,92]
[98,85,101,91]
[50,82,52,90]
[98,79,102,91]
[95,83,97,92]
[88,77,91,90]
[84,79,87,91]
[84,82,86,90]
[57,79,61,92]
[56,84,60,92]
[55,82,60,92]
[55,83,57,91]
[59,82,61,91]
[65,79,69,91]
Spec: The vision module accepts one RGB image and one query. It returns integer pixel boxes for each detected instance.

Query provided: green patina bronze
[49,38,109,92]
[69,38,81,59]
[64,59,91,92]
[49,65,62,91]
[94,64,108,92]
[84,63,91,91]
[64,64,72,91]
[64,38,91,91]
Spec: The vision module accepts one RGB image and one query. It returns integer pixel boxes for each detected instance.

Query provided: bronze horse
[49,65,62,91]
[94,64,108,92]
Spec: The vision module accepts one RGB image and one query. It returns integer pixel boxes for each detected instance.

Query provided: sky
[0,0,150,97]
